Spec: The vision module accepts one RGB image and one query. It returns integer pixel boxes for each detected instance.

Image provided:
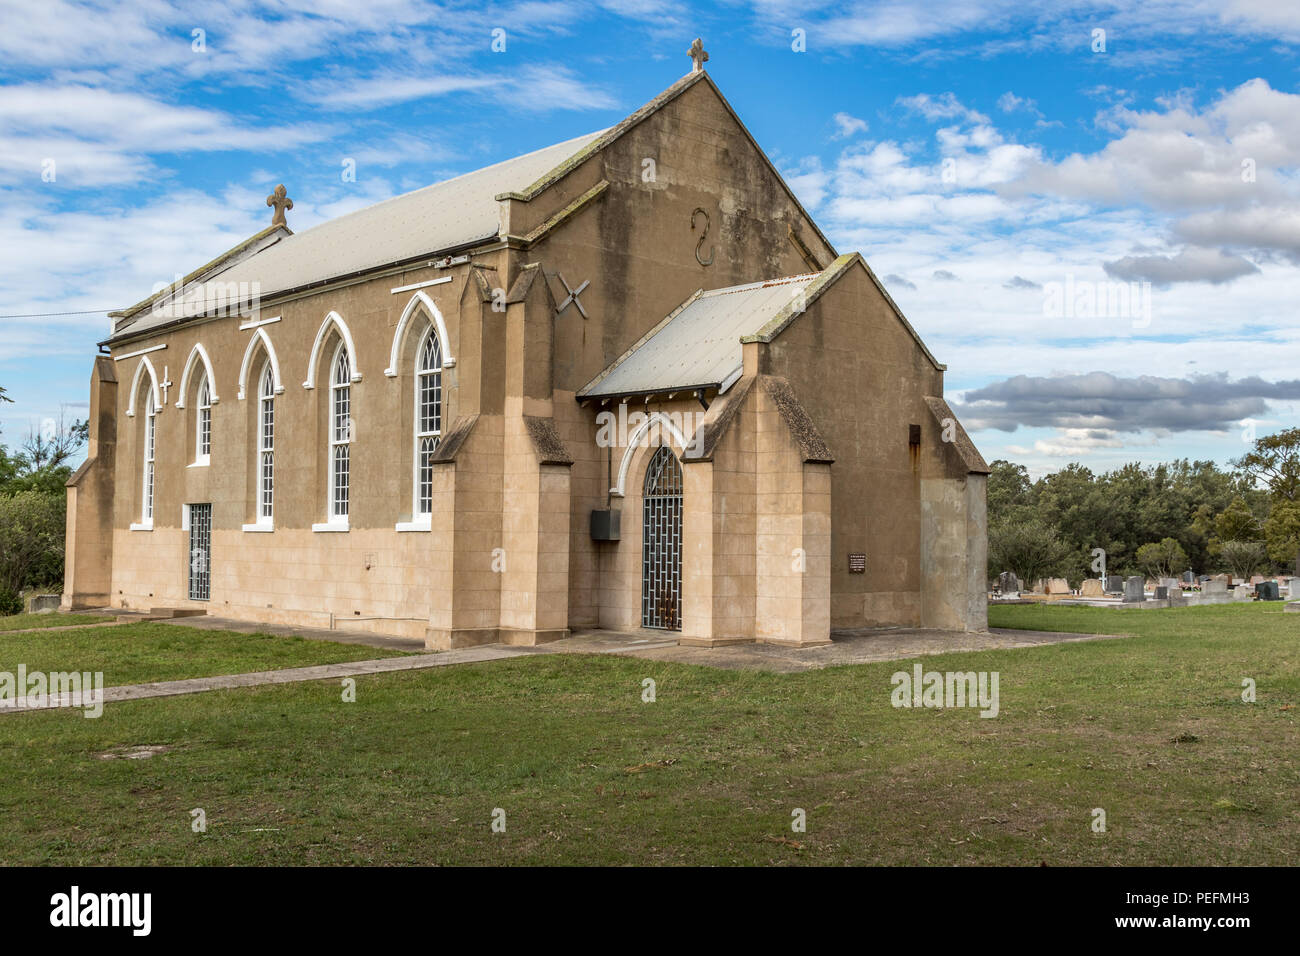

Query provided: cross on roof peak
[266,184,293,228]
[688,38,708,74]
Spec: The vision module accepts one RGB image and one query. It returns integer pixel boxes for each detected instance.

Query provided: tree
[1217,540,1269,579]
[1235,427,1300,502]
[1211,496,1262,547]
[988,518,1069,586]
[0,489,66,599]
[1135,537,1189,580]
[1264,500,1300,574]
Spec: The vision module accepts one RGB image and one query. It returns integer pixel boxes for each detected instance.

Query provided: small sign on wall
[848,553,866,574]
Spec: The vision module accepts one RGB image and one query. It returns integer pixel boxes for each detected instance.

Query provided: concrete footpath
[0,616,1124,714]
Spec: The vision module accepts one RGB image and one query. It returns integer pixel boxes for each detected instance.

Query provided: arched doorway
[642,445,683,630]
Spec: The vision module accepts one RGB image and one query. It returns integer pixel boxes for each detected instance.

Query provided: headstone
[1047,577,1071,595]
[24,594,59,613]
[1255,581,1280,601]
[1198,575,1212,585]
[996,571,1020,594]
[1080,578,1105,597]
[1204,579,1228,594]
[1250,575,1265,586]
[1159,577,1179,593]
[1182,570,1195,584]
[1123,575,1145,603]
[1154,585,1169,600]
[1106,575,1125,594]
[1233,585,1255,601]
[1213,573,1231,585]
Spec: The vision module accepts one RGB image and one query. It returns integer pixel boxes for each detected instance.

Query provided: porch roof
[577,272,821,401]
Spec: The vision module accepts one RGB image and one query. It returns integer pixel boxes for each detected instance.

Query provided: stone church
[63,42,989,648]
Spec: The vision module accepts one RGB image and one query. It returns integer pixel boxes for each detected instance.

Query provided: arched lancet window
[642,445,683,631]
[415,328,442,516]
[195,372,211,463]
[258,362,275,521]
[329,345,351,519]
[142,390,157,524]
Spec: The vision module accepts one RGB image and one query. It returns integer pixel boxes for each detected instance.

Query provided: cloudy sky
[1,0,1298,476]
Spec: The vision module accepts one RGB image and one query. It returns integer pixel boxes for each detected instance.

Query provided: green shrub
[0,586,22,617]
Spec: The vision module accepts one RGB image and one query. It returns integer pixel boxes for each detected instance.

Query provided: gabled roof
[106,65,840,345]
[580,253,947,402]
[578,272,821,401]
[107,131,605,342]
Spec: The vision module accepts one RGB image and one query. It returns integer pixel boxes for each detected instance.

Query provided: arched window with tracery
[414,328,442,516]
[329,344,351,519]
[195,372,211,463]
[142,390,157,525]
[257,362,275,521]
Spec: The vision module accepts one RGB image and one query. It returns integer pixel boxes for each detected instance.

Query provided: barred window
[415,329,442,515]
[196,373,211,460]
[258,363,274,520]
[142,390,156,522]
[330,345,351,519]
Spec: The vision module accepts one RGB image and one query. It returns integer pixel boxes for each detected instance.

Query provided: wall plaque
[848,553,866,573]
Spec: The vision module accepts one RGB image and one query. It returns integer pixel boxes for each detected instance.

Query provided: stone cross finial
[266,184,293,228]
[688,37,708,73]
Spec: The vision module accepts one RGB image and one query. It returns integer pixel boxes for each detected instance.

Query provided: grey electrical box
[590,509,621,541]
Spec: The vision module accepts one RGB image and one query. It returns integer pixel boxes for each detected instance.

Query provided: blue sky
[2,0,1299,477]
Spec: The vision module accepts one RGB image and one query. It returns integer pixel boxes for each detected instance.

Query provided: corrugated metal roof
[579,272,820,399]
[115,130,605,339]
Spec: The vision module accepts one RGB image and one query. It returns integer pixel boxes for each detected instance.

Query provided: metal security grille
[189,503,211,601]
[642,445,682,630]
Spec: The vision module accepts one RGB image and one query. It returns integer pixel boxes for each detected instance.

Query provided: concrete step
[145,608,208,620]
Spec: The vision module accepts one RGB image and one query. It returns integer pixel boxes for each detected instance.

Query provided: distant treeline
[988,429,1300,586]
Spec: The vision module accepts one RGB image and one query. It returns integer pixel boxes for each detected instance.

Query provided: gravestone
[1046,577,1071,595]
[996,571,1020,594]
[1182,570,1195,584]
[1233,585,1254,601]
[1123,575,1145,603]
[1159,577,1179,593]
[1199,575,1212,585]
[1204,579,1227,594]
[1250,575,1265,586]
[1255,581,1280,601]
[1154,586,1169,600]
[1080,578,1105,597]
[1106,575,1125,594]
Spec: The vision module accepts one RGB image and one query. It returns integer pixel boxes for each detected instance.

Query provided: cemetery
[990,569,1296,610]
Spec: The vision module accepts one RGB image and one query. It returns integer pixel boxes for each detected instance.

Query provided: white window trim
[385,291,455,376]
[242,520,274,533]
[257,362,275,522]
[193,371,212,466]
[413,326,443,519]
[141,390,156,525]
[395,515,432,532]
[129,520,154,532]
[327,342,351,523]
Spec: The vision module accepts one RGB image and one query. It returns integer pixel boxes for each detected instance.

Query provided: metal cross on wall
[160,366,172,405]
[555,274,590,319]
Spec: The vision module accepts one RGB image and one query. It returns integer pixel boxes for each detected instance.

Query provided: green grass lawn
[0,612,114,632]
[0,603,1295,865]
[0,621,407,687]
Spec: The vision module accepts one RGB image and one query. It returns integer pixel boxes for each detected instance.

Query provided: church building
[63,42,989,648]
